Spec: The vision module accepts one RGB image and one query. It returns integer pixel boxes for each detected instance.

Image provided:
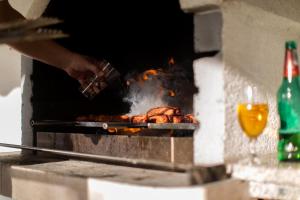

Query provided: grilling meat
[148,115,169,123]
[172,115,184,123]
[184,114,198,124]
[146,106,181,117]
[77,106,198,124]
[131,115,148,123]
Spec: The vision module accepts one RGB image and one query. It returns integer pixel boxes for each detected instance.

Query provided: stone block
[0,152,63,198]
[230,154,300,199]
[191,0,300,164]
[222,0,300,161]
[194,11,222,52]
[71,133,192,164]
[11,160,250,200]
[180,0,222,12]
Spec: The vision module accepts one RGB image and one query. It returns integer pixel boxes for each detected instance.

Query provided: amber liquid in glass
[237,103,269,138]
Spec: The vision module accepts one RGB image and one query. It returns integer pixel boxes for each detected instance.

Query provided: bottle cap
[286,41,297,49]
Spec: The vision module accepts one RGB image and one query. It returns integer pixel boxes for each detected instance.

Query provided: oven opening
[32,0,197,120]
[30,0,214,165]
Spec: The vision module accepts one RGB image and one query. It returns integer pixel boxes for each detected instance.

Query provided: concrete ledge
[179,0,222,12]
[230,154,300,199]
[12,160,250,200]
[0,151,63,198]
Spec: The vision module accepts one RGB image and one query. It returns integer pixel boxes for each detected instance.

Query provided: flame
[108,128,118,133]
[107,128,141,134]
[143,69,159,80]
[123,128,141,133]
[168,90,176,97]
[168,57,175,65]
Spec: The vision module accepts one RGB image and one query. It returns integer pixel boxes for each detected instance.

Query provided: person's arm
[0,0,98,81]
[10,40,99,81]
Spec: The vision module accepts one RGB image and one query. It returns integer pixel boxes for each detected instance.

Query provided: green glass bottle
[277,41,300,161]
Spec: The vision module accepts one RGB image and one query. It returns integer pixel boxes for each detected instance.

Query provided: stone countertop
[11,160,250,200]
[12,160,191,187]
[0,151,64,165]
[229,154,300,199]
[230,154,300,187]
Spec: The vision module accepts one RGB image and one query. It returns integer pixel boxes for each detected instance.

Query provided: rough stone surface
[231,154,300,187]
[12,160,250,200]
[12,160,191,187]
[180,0,222,12]
[249,181,300,200]
[194,11,222,52]
[222,0,300,161]
[37,132,193,164]
[230,154,300,199]
[180,0,300,19]
[190,0,300,163]
[0,152,62,198]
[241,0,300,24]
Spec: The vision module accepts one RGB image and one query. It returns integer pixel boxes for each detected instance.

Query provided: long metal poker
[0,142,190,172]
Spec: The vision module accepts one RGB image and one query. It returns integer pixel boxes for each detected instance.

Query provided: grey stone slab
[11,160,250,200]
[249,181,300,200]
[230,154,300,188]
[194,11,222,52]
[37,132,193,165]
[179,0,222,12]
[0,151,64,198]
[12,160,191,187]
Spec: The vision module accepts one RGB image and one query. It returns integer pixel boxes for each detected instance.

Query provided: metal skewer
[0,142,190,172]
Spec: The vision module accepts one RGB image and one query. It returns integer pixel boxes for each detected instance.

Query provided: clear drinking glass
[237,85,269,161]
[79,60,120,99]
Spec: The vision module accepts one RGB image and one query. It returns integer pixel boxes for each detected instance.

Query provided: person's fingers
[86,63,99,75]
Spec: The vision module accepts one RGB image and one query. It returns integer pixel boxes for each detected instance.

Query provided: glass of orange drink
[237,85,269,160]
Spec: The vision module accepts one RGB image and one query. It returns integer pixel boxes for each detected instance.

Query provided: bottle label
[284,49,300,78]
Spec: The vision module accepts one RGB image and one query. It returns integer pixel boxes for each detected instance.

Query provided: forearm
[0,0,73,71]
[10,40,76,71]
[0,0,98,81]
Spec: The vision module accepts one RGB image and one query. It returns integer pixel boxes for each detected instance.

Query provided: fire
[168,57,175,65]
[108,128,118,133]
[168,90,176,97]
[123,128,141,133]
[142,69,159,80]
[107,128,141,134]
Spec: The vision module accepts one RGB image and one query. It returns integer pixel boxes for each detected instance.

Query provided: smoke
[124,60,197,116]
[124,77,165,115]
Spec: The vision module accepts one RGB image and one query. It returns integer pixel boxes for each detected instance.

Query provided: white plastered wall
[0,0,49,152]
[0,45,22,152]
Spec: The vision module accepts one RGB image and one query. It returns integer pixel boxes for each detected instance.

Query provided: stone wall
[0,0,49,152]
[181,0,300,164]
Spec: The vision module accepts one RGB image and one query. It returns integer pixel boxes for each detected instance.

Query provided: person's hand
[64,53,103,84]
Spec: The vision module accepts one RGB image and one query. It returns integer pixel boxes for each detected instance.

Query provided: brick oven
[2,0,300,199]
[26,0,203,166]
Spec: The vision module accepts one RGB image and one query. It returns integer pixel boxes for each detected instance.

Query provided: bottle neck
[283,48,299,82]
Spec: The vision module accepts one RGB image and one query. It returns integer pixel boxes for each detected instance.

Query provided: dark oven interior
[30,0,213,165]
[31,0,198,121]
